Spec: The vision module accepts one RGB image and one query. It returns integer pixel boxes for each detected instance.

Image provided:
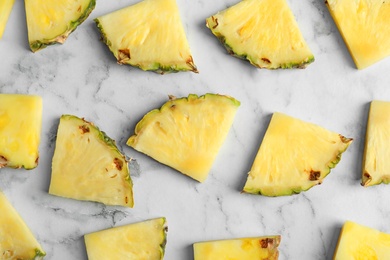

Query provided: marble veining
[1,0,390,259]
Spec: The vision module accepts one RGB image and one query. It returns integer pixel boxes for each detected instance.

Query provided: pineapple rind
[127,93,240,182]
[50,115,134,207]
[27,0,96,52]
[243,113,353,197]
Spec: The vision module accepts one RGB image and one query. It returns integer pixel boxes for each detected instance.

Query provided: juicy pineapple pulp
[94,0,197,73]
[244,113,352,196]
[362,100,390,186]
[0,192,46,260]
[0,0,15,39]
[49,115,134,207]
[85,218,167,260]
[326,0,390,69]
[25,0,96,52]
[194,236,281,260]
[333,221,390,259]
[127,94,240,182]
[206,0,314,69]
[0,94,42,169]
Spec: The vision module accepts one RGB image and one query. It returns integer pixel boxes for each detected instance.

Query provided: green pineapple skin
[29,0,96,52]
[206,18,315,69]
[94,19,198,74]
[243,135,353,196]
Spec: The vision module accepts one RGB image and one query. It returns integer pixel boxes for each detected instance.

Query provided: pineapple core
[0,94,42,169]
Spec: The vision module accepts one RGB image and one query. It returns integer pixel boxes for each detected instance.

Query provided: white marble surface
[1,0,390,259]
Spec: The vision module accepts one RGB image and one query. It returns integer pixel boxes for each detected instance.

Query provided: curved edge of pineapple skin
[126,93,241,147]
[94,18,198,74]
[29,0,96,52]
[158,217,168,259]
[243,135,353,196]
[33,248,46,259]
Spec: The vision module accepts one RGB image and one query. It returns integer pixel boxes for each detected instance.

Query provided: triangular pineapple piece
[326,0,390,69]
[94,0,197,74]
[333,221,390,259]
[85,217,167,260]
[0,192,46,259]
[243,112,352,196]
[127,94,240,182]
[0,0,15,39]
[362,100,390,186]
[194,236,281,260]
[0,94,42,169]
[25,0,96,52]
[206,0,314,69]
[49,115,134,207]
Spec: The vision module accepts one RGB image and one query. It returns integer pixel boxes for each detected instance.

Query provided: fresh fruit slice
[0,191,46,259]
[243,112,352,196]
[0,94,42,169]
[49,115,134,207]
[127,94,240,182]
[326,0,390,69]
[206,0,314,69]
[334,221,390,259]
[194,236,281,260]
[84,217,167,260]
[362,100,390,186]
[0,0,15,39]
[24,0,96,52]
[94,0,197,74]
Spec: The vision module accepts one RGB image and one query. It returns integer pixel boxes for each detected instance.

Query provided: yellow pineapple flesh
[0,192,46,260]
[243,112,352,196]
[24,0,96,52]
[127,94,240,182]
[94,0,197,74]
[0,0,15,39]
[0,94,42,169]
[49,115,134,207]
[362,100,390,186]
[333,221,390,259]
[326,0,390,69]
[84,218,167,260]
[194,236,281,260]
[206,0,314,69]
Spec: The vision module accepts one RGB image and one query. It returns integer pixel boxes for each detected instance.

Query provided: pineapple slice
[206,0,314,69]
[25,0,96,52]
[326,0,390,69]
[84,217,167,260]
[243,112,352,196]
[49,115,134,207]
[94,0,197,74]
[0,192,46,259]
[362,100,390,186]
[194,236,281,260]
[0,94,42,169]
[127,94,240,182]
[333,221,390,259]
[0,0,15,39]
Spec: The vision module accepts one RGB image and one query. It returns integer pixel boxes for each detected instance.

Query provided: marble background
[1,0,390,259]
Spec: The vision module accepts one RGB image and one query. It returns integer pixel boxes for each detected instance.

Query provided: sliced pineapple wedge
[243,112,352,196]
[0,94,42,169]
[362,100,390,186]
[49,115,134,207]
[326,0,390,69]
[194,236,281,260]
[0,192,46,259]
[333,221,390,259]
[94,0,197,74]
[25,0,96,52]
[0,0,15,39]
[206,0,314,69]
[127,94,240,182]
[84,217,167,260]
